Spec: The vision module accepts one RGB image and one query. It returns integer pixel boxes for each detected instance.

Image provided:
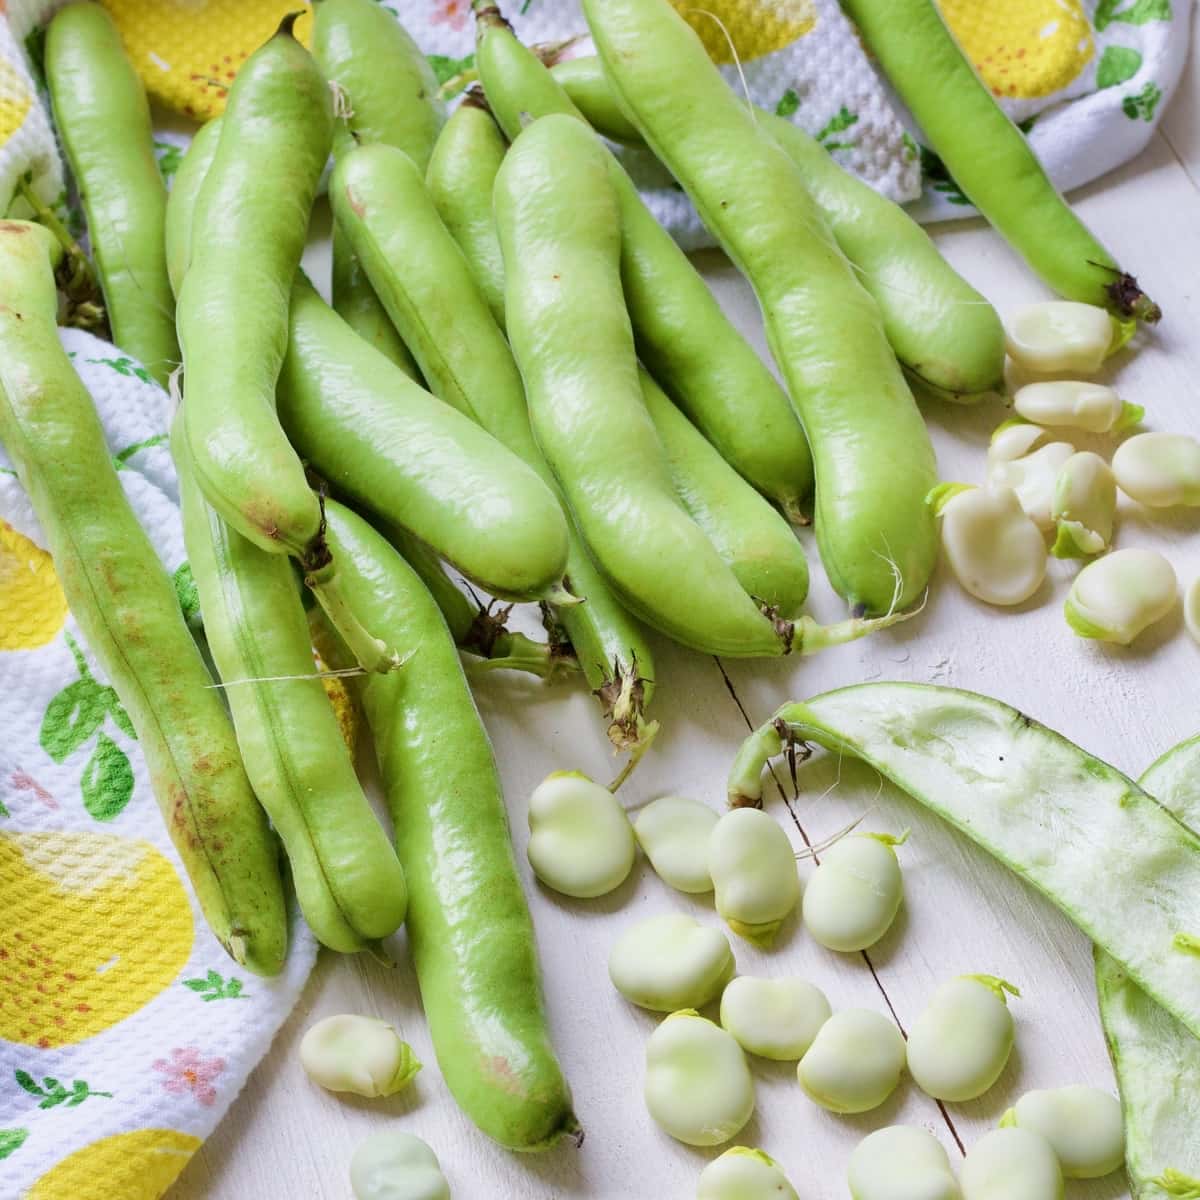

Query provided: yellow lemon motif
[0,521,68,652]
[0,58,33,147]
[101,0,312,120]
[669,0,817,64]
[0,832,194,1048]
[28,1128,201,1200]
[939,0,1094,99]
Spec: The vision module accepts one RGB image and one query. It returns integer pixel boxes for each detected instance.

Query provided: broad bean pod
[320,502,578,1150]
[45,3,178,384]
[840,0,1158,322]
[583,0,938,614]
[0,220,286,973]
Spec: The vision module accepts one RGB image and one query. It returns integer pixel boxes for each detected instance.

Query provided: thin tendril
[684,8,755,124]
[206,666,368,688]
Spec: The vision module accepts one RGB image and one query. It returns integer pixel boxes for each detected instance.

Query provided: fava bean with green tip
[276,274,568,603]
[797,1008,906,1114]
[709,807,801,944]
[719,976,831,1061]
[300,1015,421,1098]
[1001,1086,1124,1179]
[960,1129,1063,1200]
[46,2,178,384]
[841,0,1158,322]
[608,914,734,1012]
[1112,432,1200,508]
[350,1132,450,1200]
[698,1148,799,1200]
[848,1126,960,1200]
[1013,381,1141,433]
[644,1011,755,1146]
[584,0,938,614]
[907,975,1017,1102]
[177,433,408,952]
[1006,301,1120,374]
[1065,547,1177,645]
[1051,451,1115,559]
[634,796,718,894]
[988,441,1076,531]
[802,832,906,952]
[473,4,814,519]
[0,220,286,974]
[319,502,578,1150]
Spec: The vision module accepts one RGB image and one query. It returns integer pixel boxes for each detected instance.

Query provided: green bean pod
[472,4,814,520]
[0,220,286,974]
[584,0,938,614]
[44,3,179,385]
[320,500,579,1151]
[276,274,569,603]
[422,97,657,747]
[425,90,509,326]
[496,115,791,657]
[175,429,407,954]
[548,55,1004,401]
[840,0,1159,323]
[639,369,809,617]
[164,119,221,300]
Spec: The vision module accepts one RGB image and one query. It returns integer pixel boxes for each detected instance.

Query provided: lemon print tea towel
[0,331,316,1200]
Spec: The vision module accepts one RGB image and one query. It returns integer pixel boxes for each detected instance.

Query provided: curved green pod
[0,220,286,974]
[164,118,221,299]
[321,501,579,1151]
[176,429,408,953]
[473,4,814,519]
[45,3,179,384]
[585,0,938,614]
[639,369,809,617]
[496,115,791,657]
[840,0,1159,323]
[549,55,640,144]
[276,275,570,603]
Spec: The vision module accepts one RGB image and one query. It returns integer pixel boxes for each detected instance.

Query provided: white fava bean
[1065,547,1177,645]
[1112,432,1200,508]
[1051,451,1116,559]
[796,1008,906,1114]
[709,808,801,946]
[526,770,635,898]
[960,1128,1063,1200]
[634,795,719,893]
[906,975,1016,1102]
[987,441,1075,529]
[1186,577,1200,645]
[847,1126,961,1200]
[987,421,1047,468]
[644,1010,755,1146]
[1005,301,1113,374]
[802,832,905,952]
[350,1131,450,1200]
[608,913,735,1012]
[1001,1085,1124,1179]
[719,975,831,1060]
[936,486,1047,606]
[1013,381,1141,433]
[697,1147,800,1200]
[299,1014,422,1098]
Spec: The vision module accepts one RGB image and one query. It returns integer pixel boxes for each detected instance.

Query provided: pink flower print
[152,1046,226,1107]
[429,0,469,32]
[10,770,58,810]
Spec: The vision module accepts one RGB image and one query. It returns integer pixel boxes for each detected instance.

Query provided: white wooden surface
[171,48,1200,1200]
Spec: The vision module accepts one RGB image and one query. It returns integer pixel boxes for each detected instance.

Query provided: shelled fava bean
[608,913,734,1012]
[848,1126,960,1200]
[709,808,801,945]
[1001,1086,1124,1179]
[960,1128,1063,1200]
[797,1009,906,1114]
[719,976,831,1060]
[299,1015,421,1098]
[349,1132,451,1200]
[634,795,718,894]
[1065,548,1177,645]
[802,832,906,952]
[697,1148,799,1200]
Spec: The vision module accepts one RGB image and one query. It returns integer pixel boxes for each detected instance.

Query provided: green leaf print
[174,562,202,629]
[775,88,800,118]
[14,1070,112,1110]
[817,106,859,153]
[1097,45,1143,89]
[112,432,169,471]
[1122,80,1163,120]
[183,969,249,1002]
[85,356,152,385]
[153,140,183,180]
[919,144,971,206]
[0,1129,28,1161]
[23,26,47,91]
[80,734,134,821]
[40,677,109,764]
[427,53,475,89]
[1096,0,1171,31]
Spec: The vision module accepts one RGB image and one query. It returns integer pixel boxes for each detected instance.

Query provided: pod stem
[307,563,399,674]
[1104,270,1161,325]
[594,655,657,755]
[793,601,919,656]
[472,0,511,33]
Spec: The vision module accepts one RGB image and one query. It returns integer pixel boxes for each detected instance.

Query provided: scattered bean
[802,832,906,952]
[644,1011,755,1146]
[527,771,636,898]
[797,1008,906,1114]
[634,796,719,894]
[1065,547,1177,645]
[1051,451,1116,559]
[932,485,1047,606]
[300,1014,421,1098]
[1005,302,1114,375]
[906,975,1017,1102]
[1112,432,1200,508]
[987,420,1047,468]
[960,1128,1064,1200]
[697,1147,800,1200]
[719,976,831,1061]
[1013,381,1141,433]
[350,1131,450,1200]
[608,914,735,1012]
[847,1126,960,1200]
[709,808,801,946]
[1001,1085,1124,1179]
[988,441,1075,530]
